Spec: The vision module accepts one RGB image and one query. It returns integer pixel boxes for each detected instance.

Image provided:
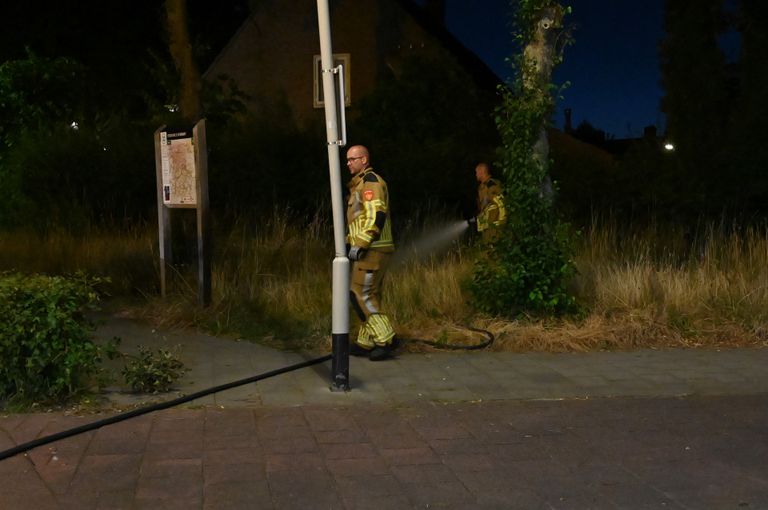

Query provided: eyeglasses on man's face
[346,156,365,163]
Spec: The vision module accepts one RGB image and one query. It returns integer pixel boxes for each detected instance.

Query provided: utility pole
[316,0,350,391]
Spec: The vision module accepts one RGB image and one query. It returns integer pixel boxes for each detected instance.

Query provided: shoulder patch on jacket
[363,173,379,183]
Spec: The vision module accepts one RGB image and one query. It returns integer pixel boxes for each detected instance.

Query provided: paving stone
[204,461,267,485]
[203,431,260,449]
[135,472,203,500]
[203,480,272,509]
[57,492,100,509]
[340,493,413,510]
[265,452,325,473]
[0,455,59,510]
[68,453,142,494]
[440,452,496,472]
[267,470,342,508]
[400,481,476,508]
[392,463,462,485]
[334,473,403,498]
[365,430,428,450]
[429,437,490,455]
[140,457,202,478]
[319,442,378,460]
[325,456,391,478]
[93,489,136,510]
[88,422,151,455]
[134,496,202,510]
[261,437,319,455]
[203,446,264,466]
[142,438,204,461]
[377,446,440,467]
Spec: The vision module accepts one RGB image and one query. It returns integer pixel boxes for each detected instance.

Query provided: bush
[121,345,188,393]
[0,272,109,403]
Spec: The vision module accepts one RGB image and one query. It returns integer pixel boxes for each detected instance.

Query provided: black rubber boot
[349,343,371,357]
[369,338,399,361]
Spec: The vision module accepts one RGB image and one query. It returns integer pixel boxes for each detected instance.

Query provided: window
[313,53,351,108]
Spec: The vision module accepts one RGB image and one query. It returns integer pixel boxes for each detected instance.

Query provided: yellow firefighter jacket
[477,177,507,232]
[347,167,394,252]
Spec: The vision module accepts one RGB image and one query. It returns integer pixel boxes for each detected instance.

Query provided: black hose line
[0,354,332,462]
[0,326,493,462]
[401,324,494,351]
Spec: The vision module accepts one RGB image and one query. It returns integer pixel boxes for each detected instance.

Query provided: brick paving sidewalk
[2,395,767,509]
[2,316,767,508]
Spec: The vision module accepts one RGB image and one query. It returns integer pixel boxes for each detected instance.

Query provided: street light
[664,142,675,151]
[317,0,350,392]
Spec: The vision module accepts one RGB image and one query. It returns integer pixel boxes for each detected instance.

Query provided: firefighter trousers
[349,249,395,348]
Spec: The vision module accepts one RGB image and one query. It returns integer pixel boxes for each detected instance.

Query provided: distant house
[563,109,666,158]
[204,0,501,127]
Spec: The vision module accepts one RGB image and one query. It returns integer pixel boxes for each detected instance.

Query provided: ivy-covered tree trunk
[471,0,576,316]
[523,4,565,197]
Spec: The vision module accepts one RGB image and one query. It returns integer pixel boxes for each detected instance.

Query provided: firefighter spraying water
[474,162,507,241]
[394,161,506,266]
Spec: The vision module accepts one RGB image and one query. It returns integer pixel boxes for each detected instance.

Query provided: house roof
[204,0,504,93]
[393,0,504,92]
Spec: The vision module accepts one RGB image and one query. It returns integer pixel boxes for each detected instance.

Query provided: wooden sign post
[154,119,211,306]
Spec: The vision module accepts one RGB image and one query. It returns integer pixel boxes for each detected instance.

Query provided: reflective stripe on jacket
[347,167,394,252]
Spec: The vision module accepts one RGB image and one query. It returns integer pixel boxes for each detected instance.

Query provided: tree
[0,51,83,154]
[0,52,86,227]
[727,0,768,210]
[471,0,577,316]
[165,0,202,122]
[659,0,730,213]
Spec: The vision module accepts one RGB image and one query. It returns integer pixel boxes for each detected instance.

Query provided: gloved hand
[348,246,367,261]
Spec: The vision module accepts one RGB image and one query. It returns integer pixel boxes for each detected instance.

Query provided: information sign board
[160,128,197,206]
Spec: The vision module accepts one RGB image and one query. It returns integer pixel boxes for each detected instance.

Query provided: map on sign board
[160,130,197,206]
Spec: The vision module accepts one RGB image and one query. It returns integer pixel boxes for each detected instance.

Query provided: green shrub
[121,345,188,393]
[0,272,108,403]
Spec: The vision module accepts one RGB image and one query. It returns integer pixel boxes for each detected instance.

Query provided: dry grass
[2,216,768,352]
[483,221,768,352]
[0,227,157,296]
[391,219,768,353]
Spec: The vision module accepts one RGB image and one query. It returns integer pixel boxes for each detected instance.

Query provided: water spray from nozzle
[391,219,470,268]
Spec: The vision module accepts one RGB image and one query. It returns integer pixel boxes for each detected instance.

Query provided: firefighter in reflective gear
[345,145,397,361]
[475,162,506,241]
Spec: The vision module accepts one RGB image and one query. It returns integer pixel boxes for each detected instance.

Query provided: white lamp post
[317,0,350,391]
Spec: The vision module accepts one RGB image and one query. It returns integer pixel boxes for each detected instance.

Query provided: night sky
[1,0,668,140]
[442,0,666,139]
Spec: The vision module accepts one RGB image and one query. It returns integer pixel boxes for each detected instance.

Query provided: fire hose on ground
[400,324,495,351]
[0,323,492,462]
[0,354,331,462]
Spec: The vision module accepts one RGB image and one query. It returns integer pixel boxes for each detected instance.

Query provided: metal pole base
[330,333,350,392]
